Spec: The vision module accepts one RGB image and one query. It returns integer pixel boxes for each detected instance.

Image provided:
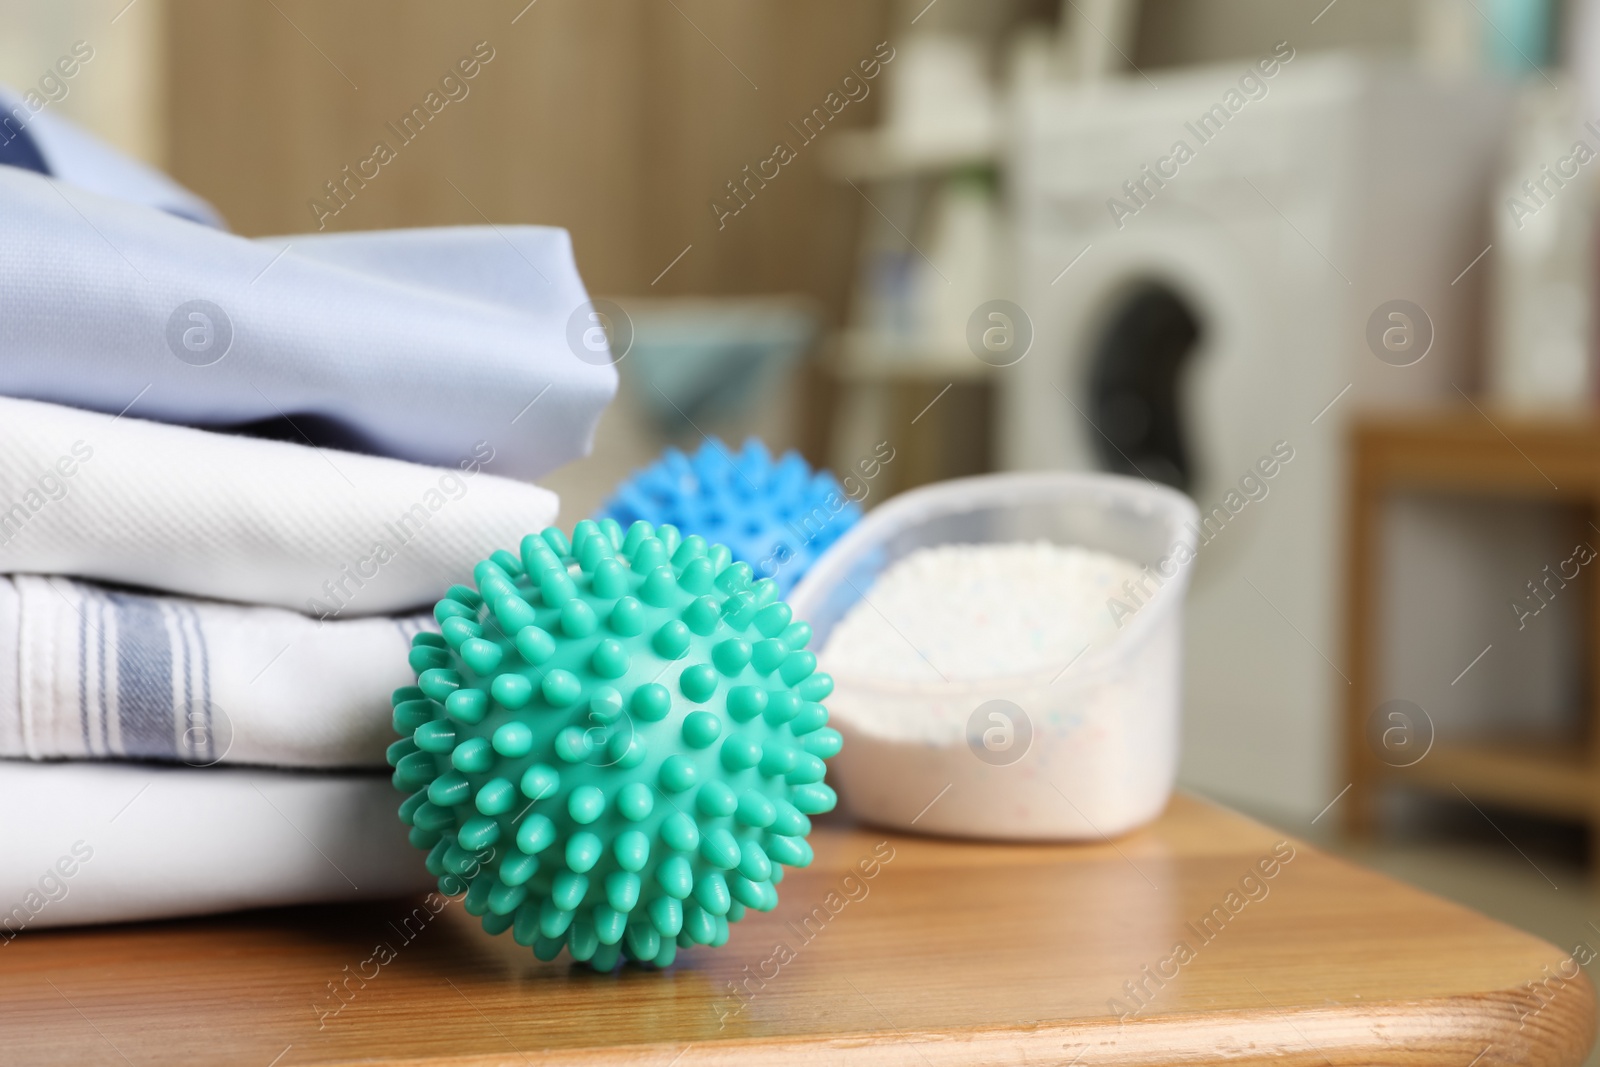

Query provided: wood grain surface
[1,794,1591,1066]
[164,0,890,303]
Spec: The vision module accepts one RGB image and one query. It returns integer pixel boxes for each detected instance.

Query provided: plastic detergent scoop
[598,437,859,595]
[387,520,841,971]
[789,471,1198,841]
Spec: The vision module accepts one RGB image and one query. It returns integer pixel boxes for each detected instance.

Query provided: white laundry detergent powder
[814,539,1183,839]
[819,541,1148,736]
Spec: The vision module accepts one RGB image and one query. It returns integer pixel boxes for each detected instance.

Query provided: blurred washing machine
[1001,53,1510,817]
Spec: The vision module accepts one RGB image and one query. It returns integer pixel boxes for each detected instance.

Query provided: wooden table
[3,795,1591,1066]
[1343,412,1600,847]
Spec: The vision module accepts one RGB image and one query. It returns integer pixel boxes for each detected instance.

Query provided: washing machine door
[1005,210,1307,510]
[1081,281,1203,491]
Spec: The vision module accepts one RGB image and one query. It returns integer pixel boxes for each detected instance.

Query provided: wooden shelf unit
[1344,410,1600,844]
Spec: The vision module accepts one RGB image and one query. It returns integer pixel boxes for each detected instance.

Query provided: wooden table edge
[13,797,1594,1066]
[279,984,1596,1067]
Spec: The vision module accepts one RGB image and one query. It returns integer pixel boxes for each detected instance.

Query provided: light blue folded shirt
[0,88,616,482]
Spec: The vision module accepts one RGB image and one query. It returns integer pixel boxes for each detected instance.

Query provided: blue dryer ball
[599,438,858,594]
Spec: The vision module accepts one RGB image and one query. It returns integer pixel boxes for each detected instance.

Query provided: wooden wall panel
[165,0,890,314]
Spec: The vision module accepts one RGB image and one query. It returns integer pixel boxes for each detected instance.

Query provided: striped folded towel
[0,574,431,770]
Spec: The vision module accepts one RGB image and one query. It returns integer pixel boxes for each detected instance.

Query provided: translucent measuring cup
[789,471,1199,839]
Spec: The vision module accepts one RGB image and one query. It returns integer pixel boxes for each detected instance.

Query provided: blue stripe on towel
[108,591,175,758]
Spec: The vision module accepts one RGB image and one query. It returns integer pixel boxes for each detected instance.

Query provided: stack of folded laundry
[0,103,616,933]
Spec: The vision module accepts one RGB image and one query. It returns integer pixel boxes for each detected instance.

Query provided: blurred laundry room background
[16,0,1600,975]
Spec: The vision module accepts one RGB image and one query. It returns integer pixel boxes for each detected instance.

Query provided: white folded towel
[0,574,430,769]
[0,395,556,616]
[0,759,429,932]
[0,164,615,480]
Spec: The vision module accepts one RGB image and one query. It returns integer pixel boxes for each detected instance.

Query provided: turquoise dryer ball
[387,518,841,970]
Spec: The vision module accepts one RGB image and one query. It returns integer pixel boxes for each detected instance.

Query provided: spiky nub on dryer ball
[387,519,841,970]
